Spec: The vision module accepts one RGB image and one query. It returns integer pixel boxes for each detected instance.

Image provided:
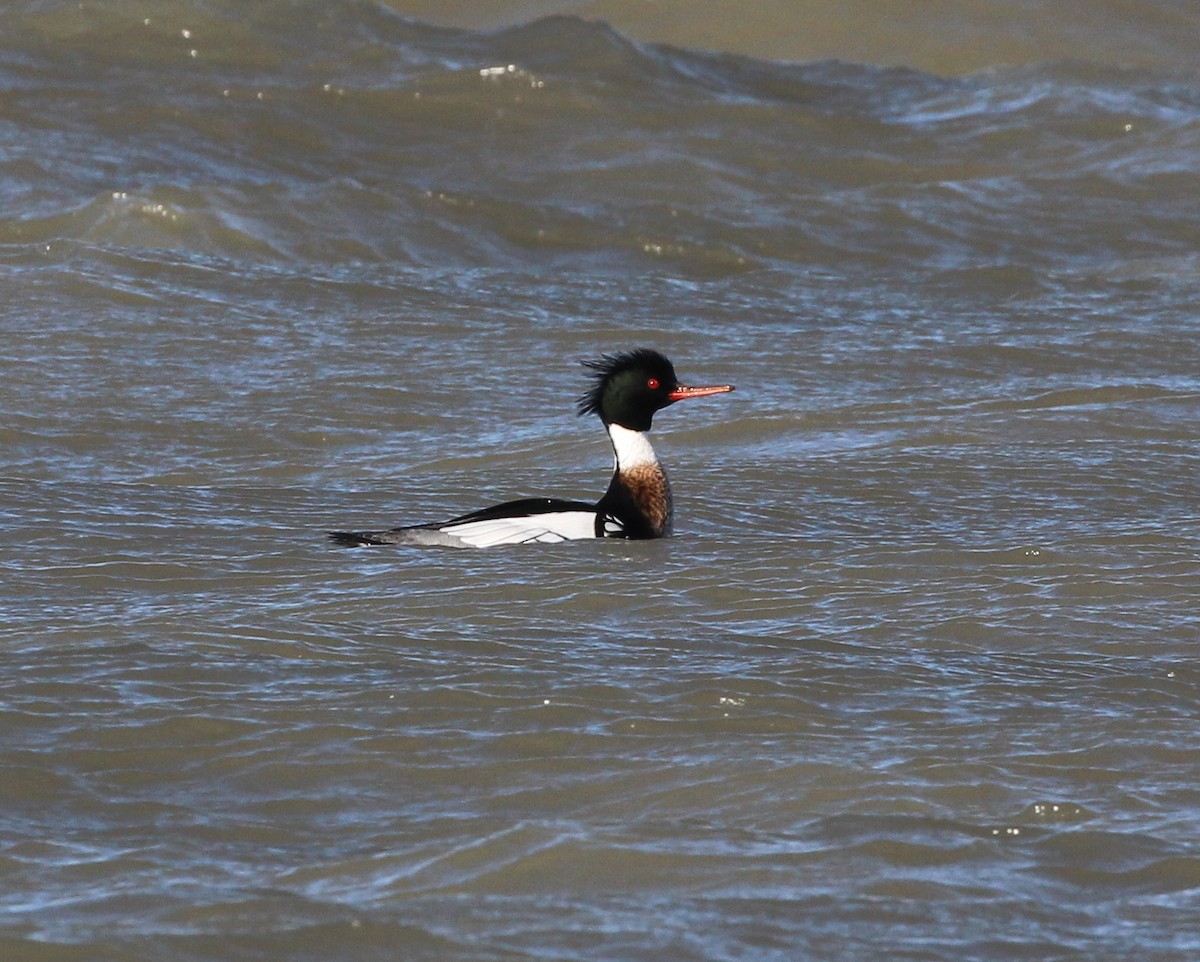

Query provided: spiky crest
[576,348,676,418]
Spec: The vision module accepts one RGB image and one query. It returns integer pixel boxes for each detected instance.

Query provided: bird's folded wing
[437,510,600,547]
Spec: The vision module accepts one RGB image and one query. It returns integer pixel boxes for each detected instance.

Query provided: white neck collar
[607,423,659,470]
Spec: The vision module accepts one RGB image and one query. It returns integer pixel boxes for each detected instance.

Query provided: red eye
[647,377,660,390]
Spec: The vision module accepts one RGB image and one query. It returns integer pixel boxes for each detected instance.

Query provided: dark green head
[577,348,734,431]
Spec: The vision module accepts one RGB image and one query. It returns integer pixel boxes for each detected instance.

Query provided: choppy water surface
[2,3,1200,960]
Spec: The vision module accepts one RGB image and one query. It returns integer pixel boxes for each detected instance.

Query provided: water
[2,2,1200,959]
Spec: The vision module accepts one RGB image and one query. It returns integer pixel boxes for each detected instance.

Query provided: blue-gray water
[3,3,1200,960]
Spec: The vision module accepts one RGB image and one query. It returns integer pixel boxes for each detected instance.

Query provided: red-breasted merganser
[329,348,734,548]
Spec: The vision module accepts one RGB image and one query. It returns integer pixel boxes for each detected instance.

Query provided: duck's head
[577,348,734,431]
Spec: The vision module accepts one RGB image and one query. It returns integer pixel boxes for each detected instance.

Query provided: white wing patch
[438,510,599,548]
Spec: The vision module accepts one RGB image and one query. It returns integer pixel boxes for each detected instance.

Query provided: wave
[0,6,1196,277]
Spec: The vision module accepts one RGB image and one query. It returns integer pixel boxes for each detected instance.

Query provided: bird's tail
[328,529,399,547]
